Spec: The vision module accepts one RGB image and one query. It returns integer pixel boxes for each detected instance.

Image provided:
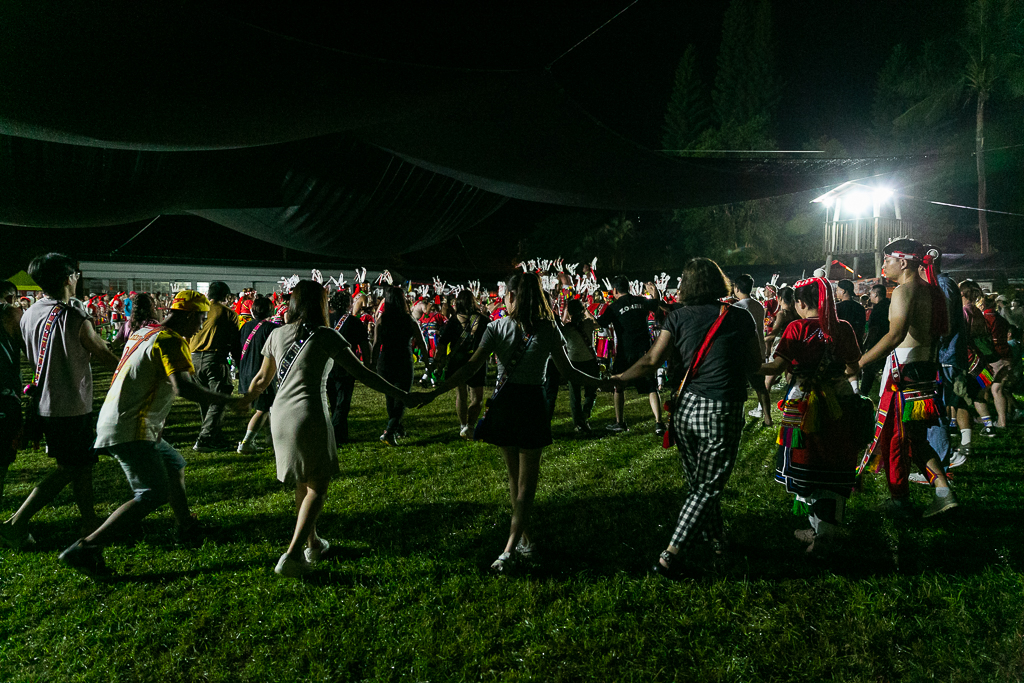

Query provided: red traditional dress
[763,298,780,338]
[774,316,862,498]
[418,311,448,360]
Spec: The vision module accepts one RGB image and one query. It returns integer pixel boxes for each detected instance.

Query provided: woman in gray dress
[245,280,423,578]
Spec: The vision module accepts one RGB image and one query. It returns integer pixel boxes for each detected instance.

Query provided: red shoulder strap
[680,304,730,391]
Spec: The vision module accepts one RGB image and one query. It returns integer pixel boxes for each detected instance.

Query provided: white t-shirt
[21,297,93,417]
[559,322,597,364]
[95,325,194,447]
[478,316,562,385]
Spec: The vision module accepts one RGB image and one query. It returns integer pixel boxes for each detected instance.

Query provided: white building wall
[77,261,381,296]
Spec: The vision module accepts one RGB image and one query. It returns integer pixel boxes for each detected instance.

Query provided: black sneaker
[605,422,628,434]
[981,425,999,438]
[59,540,112,577]
[173,513,220,545]
[380,431,398,447]
[574,422,592,436]
[193,436,232,452]
[655,422,667,436]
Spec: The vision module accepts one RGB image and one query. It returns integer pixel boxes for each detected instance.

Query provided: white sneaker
[237,441,258,454]
[748,407,763,419]
[515,538,536,556]
[459,425,471,439]
[947,449,968,468]
[909,473,929,485]
[304,537,330,564]
[274,553,310,578]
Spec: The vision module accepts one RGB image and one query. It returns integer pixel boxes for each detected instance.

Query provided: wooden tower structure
[812,181,911,279]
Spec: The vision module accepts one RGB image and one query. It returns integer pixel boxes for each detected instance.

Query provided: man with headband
[857,238,957,518]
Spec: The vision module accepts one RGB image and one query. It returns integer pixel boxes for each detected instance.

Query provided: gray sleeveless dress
[262,325,349,484]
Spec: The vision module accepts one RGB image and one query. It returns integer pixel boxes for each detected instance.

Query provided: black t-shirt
[238,319,280,387]
[438,313,487,368]
[864,298,890,350]
[328,311,370,377]
[597,294,658,358]
[836,299,867,340]
[329,311,369,356]
[661,303,758,402]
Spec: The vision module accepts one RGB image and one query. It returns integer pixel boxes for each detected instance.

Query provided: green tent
[5,270,40,290]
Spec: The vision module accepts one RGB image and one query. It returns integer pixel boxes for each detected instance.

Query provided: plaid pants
[669,392,744,549]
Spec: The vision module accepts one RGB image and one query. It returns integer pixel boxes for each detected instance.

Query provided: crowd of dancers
[0,239,1021,577]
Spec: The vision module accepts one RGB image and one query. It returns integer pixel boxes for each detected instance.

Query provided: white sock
[242,430,256,444]
[961,429,972,445]
[936,486,951,498]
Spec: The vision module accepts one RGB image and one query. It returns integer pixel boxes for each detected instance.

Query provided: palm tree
[896,0,1023,254]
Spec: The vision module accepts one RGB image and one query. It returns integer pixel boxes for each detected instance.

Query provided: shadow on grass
[100,559,254,584]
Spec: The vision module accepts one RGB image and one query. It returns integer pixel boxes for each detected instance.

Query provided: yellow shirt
[95,326,194,446]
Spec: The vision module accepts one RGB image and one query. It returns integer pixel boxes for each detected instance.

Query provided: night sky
[3,0,1017,280]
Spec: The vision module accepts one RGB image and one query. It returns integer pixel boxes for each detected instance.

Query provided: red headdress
[887,243,949,337]
[793,276,839,343]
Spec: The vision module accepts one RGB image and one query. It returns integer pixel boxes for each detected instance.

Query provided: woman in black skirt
[372,287,428,446]
[429,273,612,572]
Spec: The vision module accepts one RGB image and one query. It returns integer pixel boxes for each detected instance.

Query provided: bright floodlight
[873,187,893,200]
[846,192,871,216]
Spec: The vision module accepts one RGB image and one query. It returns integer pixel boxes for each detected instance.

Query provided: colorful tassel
[901,397,939,422]
[776,426,804,448]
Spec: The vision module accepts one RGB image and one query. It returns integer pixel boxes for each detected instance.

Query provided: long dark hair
[128,292,158,332]
[778,286,795,308]
[377,286,411,336]
[676,258,729,306]
[507,272,553,334]
[454,289,478,317]
[288,280,329,336]
[564,298,588,334]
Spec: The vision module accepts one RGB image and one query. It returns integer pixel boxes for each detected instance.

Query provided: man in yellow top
[58,290,248,576]
[858,238,956,518]
[188,281,242,451]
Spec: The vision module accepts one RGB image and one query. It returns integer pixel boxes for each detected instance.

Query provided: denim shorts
[108,439,187,505]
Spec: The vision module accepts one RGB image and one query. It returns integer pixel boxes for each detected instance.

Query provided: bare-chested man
[857,238,957,518]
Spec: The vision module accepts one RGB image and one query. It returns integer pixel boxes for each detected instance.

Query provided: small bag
[474,324,534,441]
[889,354,942,423]
[899,382,942,422]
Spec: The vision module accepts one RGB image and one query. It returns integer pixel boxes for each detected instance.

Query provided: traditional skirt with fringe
[775,379,860,498]
[857,357,941,497]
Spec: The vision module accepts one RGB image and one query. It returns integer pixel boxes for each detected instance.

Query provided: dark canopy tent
[0,1,926,258]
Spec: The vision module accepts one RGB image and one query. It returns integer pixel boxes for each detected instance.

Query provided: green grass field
[1,363,1022,682]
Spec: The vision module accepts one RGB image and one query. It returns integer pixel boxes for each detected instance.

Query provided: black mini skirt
[478,382,552,449]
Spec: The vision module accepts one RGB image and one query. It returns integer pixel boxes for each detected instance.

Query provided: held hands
[404,389,439,409]
[228,393,255,413]
[602,376,625,393]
